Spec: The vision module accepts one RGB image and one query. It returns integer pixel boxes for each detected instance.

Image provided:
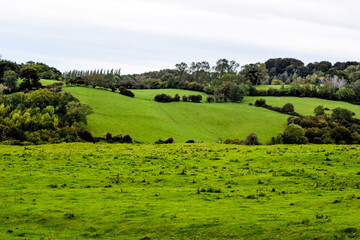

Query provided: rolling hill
[63,86,360,143]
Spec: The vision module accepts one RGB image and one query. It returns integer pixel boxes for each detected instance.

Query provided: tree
[314,105,325,116]
[19,67,41,90]
[336,88,356,102]
[281,103,295,113]
[283,124,308,144]
[240,63,268,85]
[330,126,352,144]
[228,84,245,102]
[214,59,239,77]
[331,108,353,124]
[244,132,260,145]
[175,62,188,81]
[2,70,18,91]
[65,101,93,125]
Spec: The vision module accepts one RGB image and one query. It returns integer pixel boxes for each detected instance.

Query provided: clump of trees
[271,106,360,144]
[182,94,202,103]
[104,132,133,143]
[154,93,180,102]
[119,87,135,97]
[155,137,174,144]
[0,88,93,144]
[224,132,261,145]
[254,99,300,116]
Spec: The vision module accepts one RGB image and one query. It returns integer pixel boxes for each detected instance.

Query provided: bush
[314,105,325,116]
[119,87,135,97]
[271,79,282,85]
[173,94,180,102]
[224,138,242,145]
[330,126,353,144]
[155,137,174,144]
[207,95,215,103]
[182,95,189,102]
[123,134,133,143]
[154,94,173,102]
[244,132,261,145]
[283,124,308,144]
[282,103,295,113]
[186,140,195,143]
[188,95,202,103]
[254,98,266,107]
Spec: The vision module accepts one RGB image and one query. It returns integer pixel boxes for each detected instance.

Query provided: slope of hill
[64,87,289,143]
[244,96,360,116]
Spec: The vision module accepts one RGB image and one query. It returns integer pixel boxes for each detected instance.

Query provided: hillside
[64,87,288,143]
[63,87,360,143]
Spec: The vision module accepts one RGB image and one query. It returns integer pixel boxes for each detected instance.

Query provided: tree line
[61,58,360,104]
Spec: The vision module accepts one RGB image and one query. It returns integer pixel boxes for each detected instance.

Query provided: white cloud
[0,0,359,73]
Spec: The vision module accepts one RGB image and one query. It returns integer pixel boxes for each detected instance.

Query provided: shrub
[182,95,189,102]
[186,140,195,143]
[336,88,356,102]
[155,94,173,102]
[188,95,202,103]
[206,95,215,103]
[224,138,242,145]
[105,132,113,142]
[305,128,323,142]
[314,105,325,116]
[283,124,308,144]
[173,94,180,102]
[123,134,133,143]
[254,98,266,107]
[244,132,261,145]
[119,87,135,97]
[164,137,174,144]
[330,126,352,144]
[282,103,295,113]
[331,108,353,124]
[271,79,282,85]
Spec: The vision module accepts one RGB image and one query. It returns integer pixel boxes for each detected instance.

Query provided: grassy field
[244,96,360,116]
[255,85,283,90]
[64,87,289,143]
[1,143,359,239]
[40,79,62,86]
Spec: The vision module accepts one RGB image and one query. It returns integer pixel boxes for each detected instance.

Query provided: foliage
[282,124,308,144]
[314,105,325,116]
[2,70,18,91]
[244,132,261,145]
[19,67,42,90]
[119,87,135,97]
[0,89,93,144]
[281,103,295,113]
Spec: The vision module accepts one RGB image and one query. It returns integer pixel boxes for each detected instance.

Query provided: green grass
[64,87,288,143]
[1,143,359,239]
[244,96,360,116]
[255,85,283,90]
[40,79,63,86]
[133,89,209,102]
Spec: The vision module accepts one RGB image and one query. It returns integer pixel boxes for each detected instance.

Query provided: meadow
[64,87,360,143]
[64,87,289,143]
[1,143,359,239]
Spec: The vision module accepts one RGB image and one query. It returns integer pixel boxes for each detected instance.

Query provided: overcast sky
[1,0,360,74]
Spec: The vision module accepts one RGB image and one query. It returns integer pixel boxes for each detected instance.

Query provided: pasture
[64,87,288,143]
[64,87,360,143]
[1,143,359,239]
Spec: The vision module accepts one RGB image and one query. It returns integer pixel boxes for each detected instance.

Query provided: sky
[1,0,360,74]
